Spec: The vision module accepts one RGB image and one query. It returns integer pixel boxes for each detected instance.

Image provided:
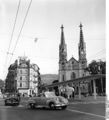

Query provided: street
[0,97,106,120]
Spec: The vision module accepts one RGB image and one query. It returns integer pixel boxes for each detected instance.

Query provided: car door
[40,96,47,106]
[38,93,47,106]
[34,97,41,106]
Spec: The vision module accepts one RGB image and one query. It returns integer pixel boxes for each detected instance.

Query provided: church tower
[78,23,87,77]
[59,25,67,82]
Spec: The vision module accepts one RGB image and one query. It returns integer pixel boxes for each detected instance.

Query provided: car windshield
[44,92,56,98]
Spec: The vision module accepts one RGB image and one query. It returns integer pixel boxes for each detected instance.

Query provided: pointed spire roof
[79,23,84,49]
[60,24,65,46]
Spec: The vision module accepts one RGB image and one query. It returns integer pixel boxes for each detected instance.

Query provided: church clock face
[81,50,84,54]
[61,62,65,69]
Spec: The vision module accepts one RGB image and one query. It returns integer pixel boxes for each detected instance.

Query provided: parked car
[4,96,20,106]
[27,91,69,110]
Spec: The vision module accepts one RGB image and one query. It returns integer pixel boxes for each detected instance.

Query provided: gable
[66,57,79,70]
[68,57,79,64]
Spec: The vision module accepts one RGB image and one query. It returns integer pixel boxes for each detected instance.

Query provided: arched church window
[71,72,76,80]
[62,75,65,81]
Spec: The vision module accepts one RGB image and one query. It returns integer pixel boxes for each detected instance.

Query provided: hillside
[40,74,58,85]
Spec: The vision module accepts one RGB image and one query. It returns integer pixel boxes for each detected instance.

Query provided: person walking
[72,87,75,99]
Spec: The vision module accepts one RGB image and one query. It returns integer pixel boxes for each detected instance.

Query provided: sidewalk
[68,95,106,104]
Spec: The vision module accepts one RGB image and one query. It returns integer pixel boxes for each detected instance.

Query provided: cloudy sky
[0,0,105,80]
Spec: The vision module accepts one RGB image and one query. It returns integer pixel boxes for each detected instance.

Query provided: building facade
[17,56,30,95]
[59,24,89,93]
[29,64,40,95]
[5,61,17,93]
[5,56,40,96]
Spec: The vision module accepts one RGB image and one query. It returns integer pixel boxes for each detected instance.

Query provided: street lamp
[98,60,103,95]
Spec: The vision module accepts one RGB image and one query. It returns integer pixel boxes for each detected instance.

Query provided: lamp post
[98,60,103,95]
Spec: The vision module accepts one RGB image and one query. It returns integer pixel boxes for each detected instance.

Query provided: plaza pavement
[0,95,106,106]
[69,95,106,104]
[19,95,106,106]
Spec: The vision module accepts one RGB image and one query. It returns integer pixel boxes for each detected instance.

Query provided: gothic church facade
[59,23,88,83]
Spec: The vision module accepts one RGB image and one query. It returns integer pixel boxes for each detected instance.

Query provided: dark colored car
[4,96,20,106]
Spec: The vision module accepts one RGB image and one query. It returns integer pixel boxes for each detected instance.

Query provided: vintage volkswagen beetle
[27,91,68,110]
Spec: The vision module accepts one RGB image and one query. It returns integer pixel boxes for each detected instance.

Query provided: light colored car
[27,91,68,110]
[0,94,3,99]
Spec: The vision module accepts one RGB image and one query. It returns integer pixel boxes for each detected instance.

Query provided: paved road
[0,98,106,120]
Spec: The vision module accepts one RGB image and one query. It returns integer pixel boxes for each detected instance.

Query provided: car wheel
[30,103,35,109]
[61,106,67,110]
[15,103,19,106]
[49,102,55,109]
[5,102,8,106]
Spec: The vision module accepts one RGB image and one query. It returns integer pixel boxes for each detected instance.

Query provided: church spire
[78,23,87,68]
[60,24,65,46]
[59,24,67,63]
[79,23,84,49]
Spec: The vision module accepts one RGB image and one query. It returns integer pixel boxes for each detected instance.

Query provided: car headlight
[62,98,68,104]
[55,98,60,103]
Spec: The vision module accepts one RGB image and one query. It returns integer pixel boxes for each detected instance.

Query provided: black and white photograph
[0,0,106,120]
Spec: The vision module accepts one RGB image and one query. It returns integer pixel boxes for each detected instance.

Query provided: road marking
[67,108,105,119]
[70,101,105,104]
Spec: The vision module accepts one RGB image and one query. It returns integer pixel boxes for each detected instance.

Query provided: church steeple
[79,23,84,50]
[59,24,67,66]
[78,23,87,68]
[60,25,65,46]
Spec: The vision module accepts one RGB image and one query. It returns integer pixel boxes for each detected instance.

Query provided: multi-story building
[29,64,40,95]
[5,56,40,96]
[17,56,30,95]
[5,61,17,93]
[59,24,89,93]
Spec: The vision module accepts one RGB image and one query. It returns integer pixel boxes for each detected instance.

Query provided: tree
[86,60,99,74]
[86,60,106,95]
[0,79,4,88]
[52,80,59,96]
[0,79,5,93]
[98,61,106,74]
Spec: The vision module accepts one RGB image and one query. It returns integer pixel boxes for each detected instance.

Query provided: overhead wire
[8,0,33,65]
[3,0,21,79]
[88,49,105,59]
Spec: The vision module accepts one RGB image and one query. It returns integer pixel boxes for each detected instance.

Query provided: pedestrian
[72,87,75,99]
[17,93,21,102]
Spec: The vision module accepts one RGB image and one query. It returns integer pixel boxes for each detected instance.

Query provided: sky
[0,0,105,80]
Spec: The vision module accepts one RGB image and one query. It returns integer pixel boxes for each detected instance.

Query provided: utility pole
[99,60,103,95]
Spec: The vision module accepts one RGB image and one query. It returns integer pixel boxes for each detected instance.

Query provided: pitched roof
[68,56,79,63]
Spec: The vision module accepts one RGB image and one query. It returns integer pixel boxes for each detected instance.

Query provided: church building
[59,23,88,93]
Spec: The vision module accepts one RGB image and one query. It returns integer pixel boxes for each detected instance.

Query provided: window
[20,70,22,74]
[20,83,22,87]
[62,75,65,81]
[71,72,76,80]
[20,76,22,80]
